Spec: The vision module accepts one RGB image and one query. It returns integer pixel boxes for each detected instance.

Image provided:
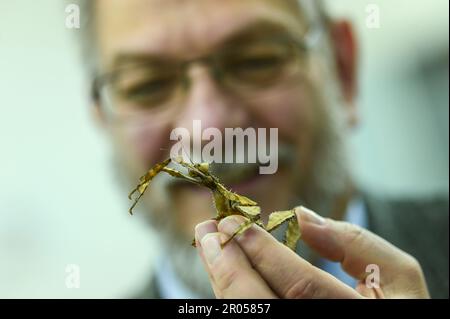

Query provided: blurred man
[79,0,448,298]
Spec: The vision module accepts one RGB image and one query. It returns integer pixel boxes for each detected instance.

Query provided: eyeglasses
[92,28,321,121]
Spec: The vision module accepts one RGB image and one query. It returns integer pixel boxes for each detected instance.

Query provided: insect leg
[128,158,171,215]
[265,209,301,251]
[284,217,300,251]
[221,218,255,247]
[161,167,202,185]
[265,210,296,232]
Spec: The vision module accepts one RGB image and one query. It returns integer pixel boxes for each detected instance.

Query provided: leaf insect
[128,157,301,251]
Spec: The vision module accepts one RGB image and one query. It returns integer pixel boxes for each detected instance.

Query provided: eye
[231,55,283,70]
[224,45,291,85]
[125,78,174,97]
[230,48,286,66]
[117,75,178,107]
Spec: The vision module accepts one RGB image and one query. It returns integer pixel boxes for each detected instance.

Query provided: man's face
[95,0,349,241]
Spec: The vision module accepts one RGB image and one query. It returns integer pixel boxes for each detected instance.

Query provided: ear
[329,20,359,127]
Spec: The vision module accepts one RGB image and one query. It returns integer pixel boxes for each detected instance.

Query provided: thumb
[295,206,422,284]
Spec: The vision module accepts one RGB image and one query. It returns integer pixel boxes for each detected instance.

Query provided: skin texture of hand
[194,206,430,299]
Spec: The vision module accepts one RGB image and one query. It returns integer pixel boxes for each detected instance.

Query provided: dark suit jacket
[136,193,449,298]
[364,194,448,298]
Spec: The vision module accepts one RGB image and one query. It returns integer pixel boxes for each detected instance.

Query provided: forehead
[95,0,308,66]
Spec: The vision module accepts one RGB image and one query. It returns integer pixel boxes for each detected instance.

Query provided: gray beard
[159,224,215,298]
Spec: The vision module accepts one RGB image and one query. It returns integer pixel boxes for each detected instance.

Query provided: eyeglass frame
[91,24,323,118]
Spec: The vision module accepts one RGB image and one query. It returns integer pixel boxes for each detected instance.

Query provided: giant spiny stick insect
[128,157,301,250]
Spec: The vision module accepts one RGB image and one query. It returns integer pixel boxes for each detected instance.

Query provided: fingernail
[195,220,217,245]
[201,233,222,264]
[296,206,325,225]
[219,215,246,236]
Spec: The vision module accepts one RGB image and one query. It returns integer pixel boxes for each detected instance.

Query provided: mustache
[154,142,297,190]
[210,142,295,178]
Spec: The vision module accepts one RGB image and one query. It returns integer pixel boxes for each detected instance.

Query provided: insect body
[128,157,301,251]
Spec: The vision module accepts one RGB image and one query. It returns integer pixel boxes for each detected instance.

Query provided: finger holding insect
[195,221,277,299]
[195,220,223,298]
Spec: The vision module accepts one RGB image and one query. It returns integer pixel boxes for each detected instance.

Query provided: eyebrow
[222,19,303,45]
[111,19,306,70]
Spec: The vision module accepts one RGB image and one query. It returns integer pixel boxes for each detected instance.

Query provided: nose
[174,64,251,131]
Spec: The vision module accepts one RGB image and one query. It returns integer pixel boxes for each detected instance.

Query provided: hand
[194,206,430,298]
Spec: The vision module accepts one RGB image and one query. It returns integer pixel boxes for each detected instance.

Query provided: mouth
[211,162,260,186]
[165,143,295,195]
[165,162,262,194]
[165,161,284,199]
